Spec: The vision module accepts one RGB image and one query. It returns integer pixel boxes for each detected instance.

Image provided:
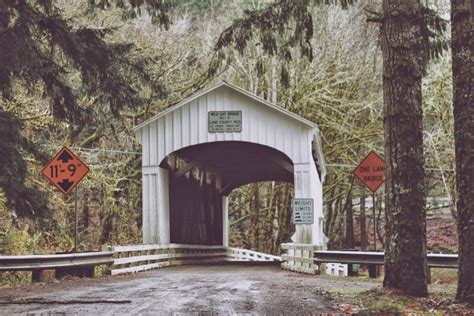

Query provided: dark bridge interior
[160,141,294,245]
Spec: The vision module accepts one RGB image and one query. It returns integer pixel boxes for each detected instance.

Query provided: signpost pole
[74,186,78,253]
[41,147,89,253]
[372,191,376,251]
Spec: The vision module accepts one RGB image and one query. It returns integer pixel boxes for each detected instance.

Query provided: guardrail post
[368,264,380,278]
[56,266,95,279]
[281,243,322,275]
[102,245,113,275]
[32,269,44,283]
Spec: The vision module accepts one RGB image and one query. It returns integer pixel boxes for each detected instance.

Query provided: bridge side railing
[281,243,325,275]
[103,244,228,275]
[226,247,281,262]
[0,245,282,279]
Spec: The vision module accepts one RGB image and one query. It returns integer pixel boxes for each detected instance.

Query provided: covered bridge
[134,81,326,247]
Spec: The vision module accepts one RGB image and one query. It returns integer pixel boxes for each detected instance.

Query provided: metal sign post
[373,191,376,251]
[353,151,385,251]
[74,186,78,253]
[41,146,89,253]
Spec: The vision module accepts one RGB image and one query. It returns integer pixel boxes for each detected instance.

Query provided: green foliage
[0,109,48,217]
[0,0,457,262]
[229,182,293,254]
[213,0,316,84]
[0,191,40,255]
[88,0,172,27]
[0,0,172,218]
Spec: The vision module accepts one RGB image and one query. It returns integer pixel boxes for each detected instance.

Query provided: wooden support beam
[219,182,233,195]
[174,159,199,179]
[255,149,293,175]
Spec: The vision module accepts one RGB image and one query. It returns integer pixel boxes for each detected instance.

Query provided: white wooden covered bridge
[134,81,327,248]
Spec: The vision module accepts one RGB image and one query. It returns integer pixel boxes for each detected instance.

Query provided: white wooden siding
[139,85,314,167]
[136,81,326,245]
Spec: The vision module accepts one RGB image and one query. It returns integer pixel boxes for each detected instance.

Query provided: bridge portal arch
[134,81,327,246]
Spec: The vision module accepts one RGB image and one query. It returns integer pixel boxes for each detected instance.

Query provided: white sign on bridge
[293,199,314,224]
[208,111,242,133]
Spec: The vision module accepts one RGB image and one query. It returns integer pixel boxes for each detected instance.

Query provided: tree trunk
[452,0,474,305]
[249,183,260,250]
[274,183,292,252]
[360,190,367,251]
[377,191,385,245]
[345,190,354,249]
[382,0,428,296]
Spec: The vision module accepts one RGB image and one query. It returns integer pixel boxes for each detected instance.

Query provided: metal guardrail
[314,250,458,268]
[0,252,114,271]
[0,245,280,279]
[280,244,459,276]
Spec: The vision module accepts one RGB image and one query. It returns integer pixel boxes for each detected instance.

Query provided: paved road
[0,264,375,314]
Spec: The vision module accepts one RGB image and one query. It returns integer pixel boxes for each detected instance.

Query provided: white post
[293,162,325,245]
[157,168,170,244]
[222,196,229,247]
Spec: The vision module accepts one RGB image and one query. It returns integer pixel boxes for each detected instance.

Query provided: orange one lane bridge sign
[352,151,385,192]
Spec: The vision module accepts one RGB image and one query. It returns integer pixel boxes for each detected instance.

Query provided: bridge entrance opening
[227,181,295,254]
[134,81,326,247]
[161,141,294,246]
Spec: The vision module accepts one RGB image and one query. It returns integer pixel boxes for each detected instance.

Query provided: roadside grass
[0,272,31,287]
[431,268,457,285]
[317,267,473,314]
[327,286,472,314]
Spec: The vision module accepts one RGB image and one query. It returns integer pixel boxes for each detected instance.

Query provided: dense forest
[0,0,472,305]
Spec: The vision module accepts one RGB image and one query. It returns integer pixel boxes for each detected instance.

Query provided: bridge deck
[0,264,359,314]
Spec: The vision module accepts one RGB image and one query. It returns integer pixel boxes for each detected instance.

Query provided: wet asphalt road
[0,264,341,315]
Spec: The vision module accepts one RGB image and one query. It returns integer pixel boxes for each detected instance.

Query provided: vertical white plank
[165,114,173,157]
[266,111,275,149]
[230,92,242,141]
[142,125,150,166]
[292,127,299,164]
[142,175,149,243]
[157,117,165,165]
[250,100,258,143]
[198,96,207,143]
[215,88,224,142]
[149,121,158,166]
[149,174,157,243]
[222,196,229,247]
[239,93,250,142]
[284,124,293,162]
[258,107,266,145]
[276,122,284,156]
[190,100,198,146]
[173,109,181,151]
[181,103,190,149]
[159,168,170,244]
[223,89,231,141]
[208,91,218,143]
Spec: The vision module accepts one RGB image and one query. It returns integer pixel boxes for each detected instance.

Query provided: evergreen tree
[381,0,428,296]
[215,0,447,296]
[451,0,474,305]
[0,0,171,216]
